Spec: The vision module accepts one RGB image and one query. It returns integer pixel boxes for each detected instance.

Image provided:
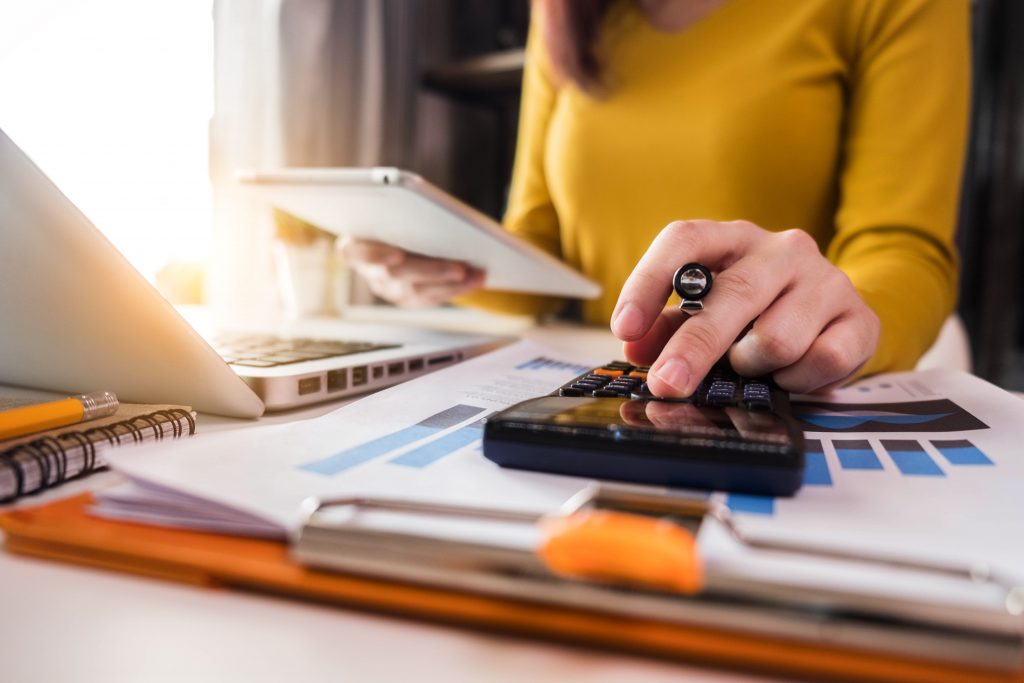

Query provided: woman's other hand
[610,220,880,395]
[338,237,485,307]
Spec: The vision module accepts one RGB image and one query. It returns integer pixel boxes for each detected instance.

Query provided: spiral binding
[0,408,195,503]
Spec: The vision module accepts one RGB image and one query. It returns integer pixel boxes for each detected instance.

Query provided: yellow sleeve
[454,18,568,318]
[828,0,970,375]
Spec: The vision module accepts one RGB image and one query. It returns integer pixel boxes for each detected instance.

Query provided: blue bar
[726,494,775,516]
[803,451,832,486]
[390,422,485,468]
[882,440,945,477]
[833,440,883,470]
[931,439,993,466]
[299,404,486,475]
[300,425,436,475]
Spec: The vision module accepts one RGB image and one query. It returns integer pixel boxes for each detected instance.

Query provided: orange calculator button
[593,368,624,378]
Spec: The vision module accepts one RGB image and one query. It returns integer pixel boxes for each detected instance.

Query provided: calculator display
[495,396,792,447]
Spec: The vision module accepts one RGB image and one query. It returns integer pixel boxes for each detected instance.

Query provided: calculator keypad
[558,362,776,411]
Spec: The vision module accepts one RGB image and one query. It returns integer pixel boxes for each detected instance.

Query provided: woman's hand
[338,237,485,308]
[610,220,880,395]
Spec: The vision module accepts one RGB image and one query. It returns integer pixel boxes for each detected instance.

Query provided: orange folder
[2,493,1021,683]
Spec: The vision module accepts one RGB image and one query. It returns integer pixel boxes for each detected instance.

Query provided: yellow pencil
[0,391,119,440]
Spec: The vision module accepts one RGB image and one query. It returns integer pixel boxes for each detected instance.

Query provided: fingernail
[612,302,643,338]
[652,359,690,394]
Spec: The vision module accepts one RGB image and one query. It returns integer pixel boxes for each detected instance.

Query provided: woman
[341,0,969,397]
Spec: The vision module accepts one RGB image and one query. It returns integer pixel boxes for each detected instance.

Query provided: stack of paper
[94,341,1024,623]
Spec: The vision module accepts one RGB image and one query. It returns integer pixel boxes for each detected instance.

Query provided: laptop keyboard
[213,334,400,368]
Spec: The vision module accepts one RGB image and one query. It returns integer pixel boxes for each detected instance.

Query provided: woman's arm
[612,0,969,395]
[828,0,970,375]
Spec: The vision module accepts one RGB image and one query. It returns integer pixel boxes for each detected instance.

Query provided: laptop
[0,128,507,418]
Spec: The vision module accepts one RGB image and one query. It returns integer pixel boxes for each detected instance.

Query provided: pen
[0,391,119,440]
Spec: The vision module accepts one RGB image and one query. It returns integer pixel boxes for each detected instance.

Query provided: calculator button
[742,383,773,410]
[631,384,654,399]
[591,389,620,398]
[559,387,584,397]
[706,381,737,406]
[593,368,624,378]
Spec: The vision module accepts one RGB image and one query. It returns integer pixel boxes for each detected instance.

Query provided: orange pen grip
[538,509,703,595]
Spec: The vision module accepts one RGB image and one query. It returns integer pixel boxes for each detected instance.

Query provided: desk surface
[0,322,783,683]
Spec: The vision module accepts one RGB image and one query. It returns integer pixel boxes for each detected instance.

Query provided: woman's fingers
[338,236,404,266]
[621,306,687,366]
[611,220,759,342]
[404,269,486,307]
[645,250,795,397]
[340,237,484,307]
[380,253,472,285]
[728,272,849,378]
[616,223,878,395]
[773,311,879,393]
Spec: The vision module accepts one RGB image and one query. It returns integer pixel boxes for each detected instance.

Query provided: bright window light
[0,0,214,282]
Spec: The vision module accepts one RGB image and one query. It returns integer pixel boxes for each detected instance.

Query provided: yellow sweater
[462,0,969,376]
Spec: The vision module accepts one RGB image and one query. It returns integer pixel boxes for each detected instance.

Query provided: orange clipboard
[1,492,1021,683]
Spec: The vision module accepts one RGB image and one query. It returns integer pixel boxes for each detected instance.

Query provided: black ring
[673,263,713,301]
[61,430,97,475]
[2,446,29,501]
[33,437,62,486]
[169,408,196,436]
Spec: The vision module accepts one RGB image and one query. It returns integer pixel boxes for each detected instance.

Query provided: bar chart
[299,404,487,475]
[515,357,592,374]
[726,436,995,516]
[389,419,485,469]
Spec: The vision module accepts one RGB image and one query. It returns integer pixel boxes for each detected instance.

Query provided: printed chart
[298,356,592,478]
[725,398,994,517]
[300,404,488,475]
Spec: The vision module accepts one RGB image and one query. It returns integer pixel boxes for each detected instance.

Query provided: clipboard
[2,491,1021,683]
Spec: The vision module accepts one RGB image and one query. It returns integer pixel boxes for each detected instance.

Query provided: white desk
[0,323,777,683]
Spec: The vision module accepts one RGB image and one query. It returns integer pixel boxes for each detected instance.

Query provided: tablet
[238,167,601,299]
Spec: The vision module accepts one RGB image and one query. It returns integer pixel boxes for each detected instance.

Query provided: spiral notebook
[0,401,195,503]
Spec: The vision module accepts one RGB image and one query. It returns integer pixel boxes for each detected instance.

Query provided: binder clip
[294,483,1024,614]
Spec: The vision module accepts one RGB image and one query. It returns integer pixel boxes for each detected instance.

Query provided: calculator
[482,361,806,496]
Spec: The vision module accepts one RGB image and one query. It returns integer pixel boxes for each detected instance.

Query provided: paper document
[98,341,603,536]
[696,371,1024,619]
[97,350,1024,620]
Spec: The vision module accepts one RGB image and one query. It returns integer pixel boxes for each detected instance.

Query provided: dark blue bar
[931,439,993,466]
[833,439,883,470]
[882,440,945,477]
[726,494,775,516]
[391,422,485,468]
